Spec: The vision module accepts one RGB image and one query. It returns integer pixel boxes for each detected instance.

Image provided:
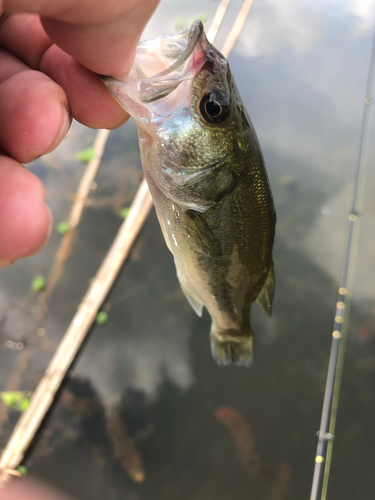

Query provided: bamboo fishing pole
[310,24,375,500]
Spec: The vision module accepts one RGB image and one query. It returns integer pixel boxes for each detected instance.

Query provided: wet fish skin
[102,21,275,366]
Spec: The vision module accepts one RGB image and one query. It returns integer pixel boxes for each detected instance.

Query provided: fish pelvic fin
[210,328,253,367]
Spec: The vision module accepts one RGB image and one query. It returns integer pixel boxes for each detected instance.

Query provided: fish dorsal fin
[256,261,275,317]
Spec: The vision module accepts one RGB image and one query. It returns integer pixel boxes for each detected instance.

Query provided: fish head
[102,21,250,210]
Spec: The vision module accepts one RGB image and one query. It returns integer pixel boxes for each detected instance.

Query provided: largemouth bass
[102,21,276,366]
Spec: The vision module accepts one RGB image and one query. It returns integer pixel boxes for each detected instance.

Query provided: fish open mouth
[101,20,207,104]
[136,20,204,79]
[134,20,207,103]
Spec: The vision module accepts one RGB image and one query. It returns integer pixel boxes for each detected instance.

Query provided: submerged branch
[38,129,111,313]
[221,0,254,58]
[206,0,232,44]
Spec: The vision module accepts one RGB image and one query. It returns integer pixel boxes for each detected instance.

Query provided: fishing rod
[310,25,375,500]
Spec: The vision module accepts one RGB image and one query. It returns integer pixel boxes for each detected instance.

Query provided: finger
[0,69,70,163]
[0,12,51,69]
[40,45,129,128]
[0,155,51,265]
[0,46,27,83]
[0,14,129,128]
[0,479,70,500]
[2,0,160,75]
[40,9,150,76]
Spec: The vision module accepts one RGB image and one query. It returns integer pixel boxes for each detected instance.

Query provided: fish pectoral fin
[256,261,275,317]
[158,217,173,252]
[180,283,204,317]
[184,210,222,257]
[167,168,237,211]
[168,186,215,213]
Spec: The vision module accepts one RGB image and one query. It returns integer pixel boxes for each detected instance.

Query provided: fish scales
[102,20,276,366]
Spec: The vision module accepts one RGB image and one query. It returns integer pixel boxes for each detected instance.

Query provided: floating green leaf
[175,13,206,31]
[19,398,30,413]
[57,221,70,235]
[279,173,296,186]
[1,392,30,412]
[76,147,95,163]
[197,12,207,23]
[120,207,130,219]
[17,465,28,476]
[96,311,108,325]
[174,18,187,31]
[31,276,45,292]
[1,391,22,407]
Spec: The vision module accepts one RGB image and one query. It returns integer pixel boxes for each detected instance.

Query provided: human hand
[0,0,159,266]
[1,478,71,499]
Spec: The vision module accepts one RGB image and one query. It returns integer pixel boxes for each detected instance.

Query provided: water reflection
[237,0,324,57]
[346,0,375,30]
[73,214,195,402]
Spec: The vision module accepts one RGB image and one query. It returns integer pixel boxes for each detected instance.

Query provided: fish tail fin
[210,327,253,367]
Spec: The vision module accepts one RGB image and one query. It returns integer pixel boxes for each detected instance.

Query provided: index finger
[0,13,129,129]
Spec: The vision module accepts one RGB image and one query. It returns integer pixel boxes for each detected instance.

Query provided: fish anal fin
[256,261,275,317]
[180,283,204,317]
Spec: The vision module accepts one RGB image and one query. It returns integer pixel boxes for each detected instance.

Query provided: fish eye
[205,100,222,117]
[199,90,230,125]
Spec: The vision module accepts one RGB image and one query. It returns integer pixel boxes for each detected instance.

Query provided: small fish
[102,20,276,366]
[105,404,146,483]
[215,406,262,476]
[215,407,292,500]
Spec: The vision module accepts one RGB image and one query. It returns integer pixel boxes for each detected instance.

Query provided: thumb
[3,0,160,75]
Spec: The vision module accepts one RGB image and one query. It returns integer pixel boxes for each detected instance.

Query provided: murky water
[1,1,375,499]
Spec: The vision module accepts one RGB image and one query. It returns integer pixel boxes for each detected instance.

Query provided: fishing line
[310,24,375,500]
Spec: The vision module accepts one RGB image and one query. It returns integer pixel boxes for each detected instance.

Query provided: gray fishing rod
[310,26,375,500]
